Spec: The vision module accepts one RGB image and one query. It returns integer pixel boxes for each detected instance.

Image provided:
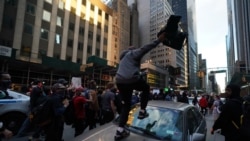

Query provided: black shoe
[138,110,149,119]
[114,129,130,141]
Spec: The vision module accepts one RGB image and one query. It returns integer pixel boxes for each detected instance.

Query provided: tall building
[127,0,188,89]
[226,0,250,83]
[0,0,116,88]
[168,0,198,90]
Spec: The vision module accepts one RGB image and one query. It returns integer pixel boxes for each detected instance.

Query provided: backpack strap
[232,120,239,129]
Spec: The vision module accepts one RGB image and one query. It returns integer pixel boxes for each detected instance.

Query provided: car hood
[74,123,160,141]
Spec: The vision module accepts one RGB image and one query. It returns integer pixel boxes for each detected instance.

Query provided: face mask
[0,80,11,90]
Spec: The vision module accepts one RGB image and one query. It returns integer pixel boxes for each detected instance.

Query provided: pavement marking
[80,125,116,141]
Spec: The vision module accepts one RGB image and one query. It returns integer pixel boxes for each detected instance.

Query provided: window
[5,0,17,6]
[89,18,94,25]
[45,0,52,4]
[78,42,83,50]
[42,10,51,22]
[96,48,100,56]
[58,0,64,9]
[67,39,73,47]
[104,25,108,32]
[55,34,61,44]
[103,51,107,58]
[186,109,199,135]
[57,16,63,27]
[24,23,33,34]
[79,27,84,35]
[90,4,95,11]
[69,22,74,31]
[82,0,86,5]
[97,22,101,29]
[105,13,109,20]
[98,9,102,15]
[26,3,35,15]
[104,38,107,45]
[88,31,93,39]
[96,35,100,42]
[40,28,49,39]
[87,45,91,54]
[2,16,14,29]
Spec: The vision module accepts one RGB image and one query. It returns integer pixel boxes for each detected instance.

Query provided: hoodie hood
[226,84,241,99]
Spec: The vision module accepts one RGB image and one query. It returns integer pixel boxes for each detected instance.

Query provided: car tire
[0,112,27,135]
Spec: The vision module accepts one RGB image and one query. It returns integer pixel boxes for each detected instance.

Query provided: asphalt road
[6,113,221,141]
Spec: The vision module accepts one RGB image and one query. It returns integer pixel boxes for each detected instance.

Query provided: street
[7,113,220,141]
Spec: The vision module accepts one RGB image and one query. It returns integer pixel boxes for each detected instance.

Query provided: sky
[196,0,228,92]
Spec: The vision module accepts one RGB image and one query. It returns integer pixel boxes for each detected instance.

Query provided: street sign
[210,70,226,74]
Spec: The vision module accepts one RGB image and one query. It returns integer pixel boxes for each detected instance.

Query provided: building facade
[226,0,250,82]
[0,0,116,89]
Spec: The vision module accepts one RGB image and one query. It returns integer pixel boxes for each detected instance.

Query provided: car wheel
[0,112,27,135]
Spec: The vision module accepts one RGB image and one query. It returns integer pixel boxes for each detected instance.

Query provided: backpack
[231,95,250,140]
[30,96,51,127]
[63,100,75,125]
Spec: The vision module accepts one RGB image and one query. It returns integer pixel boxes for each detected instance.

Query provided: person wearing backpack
[211,84,246,141]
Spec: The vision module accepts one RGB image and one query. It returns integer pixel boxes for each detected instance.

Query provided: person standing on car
[211,84,244,141]
[0,72,13,140]
[114,31,167,140]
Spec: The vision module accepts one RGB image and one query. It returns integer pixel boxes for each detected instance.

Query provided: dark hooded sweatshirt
[115,40,161,84]
[212,84,244,141]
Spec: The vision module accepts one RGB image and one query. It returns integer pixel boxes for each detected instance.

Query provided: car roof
[147,100,193,111]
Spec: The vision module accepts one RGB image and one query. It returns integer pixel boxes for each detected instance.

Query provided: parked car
[0,89,30,134]
[75,101,207,141]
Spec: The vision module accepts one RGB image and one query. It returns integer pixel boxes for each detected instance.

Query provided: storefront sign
[0,45,12,57]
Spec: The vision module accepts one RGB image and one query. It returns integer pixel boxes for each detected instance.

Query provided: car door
[185,108,199,141]
[192,107,207,135]
[185,107,206,141]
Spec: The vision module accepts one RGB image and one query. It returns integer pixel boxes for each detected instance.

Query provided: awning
[87,55,107,67]
[42,55,80,72]
[85,56,117,75]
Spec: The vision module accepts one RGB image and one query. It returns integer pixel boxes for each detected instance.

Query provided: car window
[126,105,183,141]
[186,109,199,135]
[191,107,203,124]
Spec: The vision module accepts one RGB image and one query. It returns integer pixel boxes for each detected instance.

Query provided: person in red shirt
[72,87,91,137]
[199,95,208,116]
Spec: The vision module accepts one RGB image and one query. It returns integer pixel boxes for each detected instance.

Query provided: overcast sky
[196,0,228,92]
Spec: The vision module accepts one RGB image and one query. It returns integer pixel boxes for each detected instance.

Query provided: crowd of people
[1,70,249,141]
[0,70,127,141]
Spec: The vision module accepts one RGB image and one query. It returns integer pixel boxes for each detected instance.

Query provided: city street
[8,113,221,141]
